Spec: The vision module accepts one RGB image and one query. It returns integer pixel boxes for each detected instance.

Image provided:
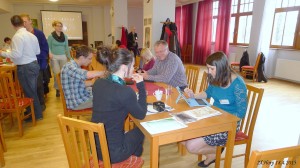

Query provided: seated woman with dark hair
[184,51,247,167]
[92,47,147,163]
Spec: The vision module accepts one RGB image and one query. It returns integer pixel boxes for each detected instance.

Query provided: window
[271,0,300,49]
[230,0,254,45]
[211,0,253,45]
[212,0,219,42]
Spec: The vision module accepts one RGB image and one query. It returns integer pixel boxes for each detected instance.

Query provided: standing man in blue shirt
[0,15,42,120]
[21,14,49,111]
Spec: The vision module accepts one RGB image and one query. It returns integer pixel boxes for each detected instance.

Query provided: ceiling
[8,0,201,7]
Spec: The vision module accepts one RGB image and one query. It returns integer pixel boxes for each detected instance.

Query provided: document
[171,106,222,124]
[141,117,187,134]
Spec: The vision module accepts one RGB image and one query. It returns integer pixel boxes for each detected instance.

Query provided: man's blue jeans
[17,61,43,119]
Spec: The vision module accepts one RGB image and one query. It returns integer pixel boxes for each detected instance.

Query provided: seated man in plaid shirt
[61,45,104,110]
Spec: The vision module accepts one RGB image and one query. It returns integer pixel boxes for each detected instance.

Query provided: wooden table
[130,83,239,168]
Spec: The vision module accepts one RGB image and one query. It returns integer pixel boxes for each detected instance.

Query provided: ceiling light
[49,0,59,2]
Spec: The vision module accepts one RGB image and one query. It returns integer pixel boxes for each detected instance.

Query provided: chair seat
[235,131,249,141]
[242,65,254,70]
[231,62,240,66]
[89,155,144,168]
[66,108,92,113]
[0,98,33,109]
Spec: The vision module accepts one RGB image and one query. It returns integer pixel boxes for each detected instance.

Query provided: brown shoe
[56,90,60,97]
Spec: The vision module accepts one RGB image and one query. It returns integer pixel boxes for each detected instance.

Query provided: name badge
[219,99,229,104]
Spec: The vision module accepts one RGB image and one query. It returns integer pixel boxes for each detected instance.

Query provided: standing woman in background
[47,20,71,97]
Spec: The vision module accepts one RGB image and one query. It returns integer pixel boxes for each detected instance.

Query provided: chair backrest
[56,73,68,115]
[0,120,5,167]
[181,44,188,56]
[186,44,192,56]
[247,145,300,168]
[240,84,264,139]
[56,73,92,117]
[185,65,200,93]
[0,72,19,111]
[57,114,111,168]
[135,55,141,68]
[199,71,209,92]
[90,54,107,71]
[0,66,23,97]
[253,52,262,72]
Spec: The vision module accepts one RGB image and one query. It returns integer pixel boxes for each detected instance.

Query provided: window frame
[270,6,300,49]
[230,0,254,46]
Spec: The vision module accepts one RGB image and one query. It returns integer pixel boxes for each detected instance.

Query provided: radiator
[275,59,300,82]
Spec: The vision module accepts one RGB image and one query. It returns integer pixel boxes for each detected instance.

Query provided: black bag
[239,50,250,72]
[257,53,268,82]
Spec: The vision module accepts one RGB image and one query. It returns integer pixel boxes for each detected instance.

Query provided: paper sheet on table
[141,117,187,134]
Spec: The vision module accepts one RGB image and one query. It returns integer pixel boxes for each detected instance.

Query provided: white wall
[0,0,13,13]
[152,0,175,44]
[113,0,128,42]
[0,3,105,47]
[103,5,112,45]
[128,7,143,47]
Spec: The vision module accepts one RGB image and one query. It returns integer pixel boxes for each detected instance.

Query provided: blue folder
[175,86,210,107]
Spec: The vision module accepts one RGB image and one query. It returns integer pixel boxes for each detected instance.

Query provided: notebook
[175,86,210,107]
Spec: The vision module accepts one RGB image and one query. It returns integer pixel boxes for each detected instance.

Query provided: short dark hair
[116,40,121,47]
[75,45,93,59]
[11,15,24,27]
[96,47,133,74]
[206,51,232,87]
[4,37,11,43]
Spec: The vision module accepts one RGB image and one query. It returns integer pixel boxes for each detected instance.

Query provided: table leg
[224,122,237,168]
[150,137,159,168]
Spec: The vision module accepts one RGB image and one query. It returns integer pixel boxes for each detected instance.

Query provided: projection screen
[41,10,83,40]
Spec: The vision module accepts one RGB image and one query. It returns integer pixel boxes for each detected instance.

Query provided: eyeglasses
[155,48,167,54]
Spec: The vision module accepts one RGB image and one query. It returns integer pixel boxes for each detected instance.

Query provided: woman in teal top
[47,20,71,97]
[183,52,247,167]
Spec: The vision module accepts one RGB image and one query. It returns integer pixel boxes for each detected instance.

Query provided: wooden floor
[2,67,300,168]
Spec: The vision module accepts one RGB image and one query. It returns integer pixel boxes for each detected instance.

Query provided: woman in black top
[92,47,147,163]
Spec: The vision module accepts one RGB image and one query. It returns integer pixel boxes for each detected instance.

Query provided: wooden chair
[230,62,240,71]
[135,55,141,69]
[199,71,209,92]
[89,54,107,71]
[178,69,205,155]
[0,120,6,167]
[198,84,264,168]
[0,72,36,136]
[247,145,300,168]
[185,65,200,93]
[0,66,19,127]
[241,52,262,82]
[182,44,192,63]
[56,73,92,118]
[181,44,187,61]
[0,66,23,98]
[57,114,144,168]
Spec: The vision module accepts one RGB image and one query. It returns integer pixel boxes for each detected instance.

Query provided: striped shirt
[61,60,91,109]
[147,52,187,87]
